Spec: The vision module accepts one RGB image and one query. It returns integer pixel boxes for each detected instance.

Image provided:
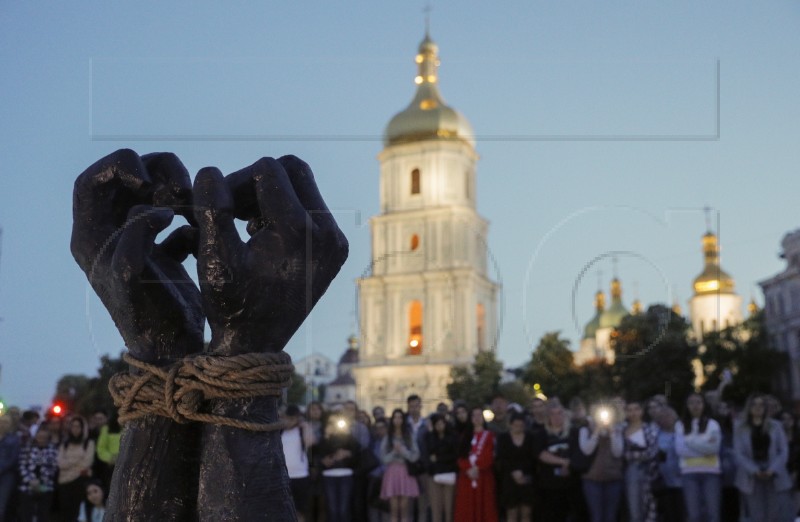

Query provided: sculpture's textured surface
[71,149,348,521]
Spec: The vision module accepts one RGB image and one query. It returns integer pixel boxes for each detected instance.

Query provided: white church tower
[688,230,743,339]
[352,32,500,413]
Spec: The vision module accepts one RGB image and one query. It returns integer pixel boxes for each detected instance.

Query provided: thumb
[111,205,174,284]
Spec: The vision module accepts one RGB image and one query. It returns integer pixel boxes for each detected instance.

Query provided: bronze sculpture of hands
[72,149,348,521]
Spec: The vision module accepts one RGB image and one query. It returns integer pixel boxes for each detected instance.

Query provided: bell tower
[353,32,500,412]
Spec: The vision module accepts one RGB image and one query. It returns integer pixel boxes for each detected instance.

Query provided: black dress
[495,431,536,508]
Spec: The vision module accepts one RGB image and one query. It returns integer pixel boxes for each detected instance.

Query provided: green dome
[583,290,605,339]
[583,313,602,339]
[598,278,628,328]
[599,301,629,329]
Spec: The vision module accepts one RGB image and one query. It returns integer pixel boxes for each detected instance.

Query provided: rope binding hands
[109,351,294,432]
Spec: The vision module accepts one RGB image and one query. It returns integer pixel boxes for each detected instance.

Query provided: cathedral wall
[688,293,743,339]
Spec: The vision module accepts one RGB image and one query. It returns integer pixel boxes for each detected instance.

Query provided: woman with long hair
[675,392,722,522]
[497,412,536,522]
[622,400,659,522]
[454,406,497,522]
[77,478,106,522]
[57,416,95,522]
[734,393,794,522]
[426,413,458,522]
[380,409,420,522]
[536,400,580,522]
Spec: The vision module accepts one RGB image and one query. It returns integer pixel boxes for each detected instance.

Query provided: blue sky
[1,1,799,408]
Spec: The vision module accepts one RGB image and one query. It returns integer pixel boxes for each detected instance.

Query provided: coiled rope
[109,351,293,432]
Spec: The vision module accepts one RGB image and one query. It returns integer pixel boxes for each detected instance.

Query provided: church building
[688,230,743,340]
[351,32,500,413]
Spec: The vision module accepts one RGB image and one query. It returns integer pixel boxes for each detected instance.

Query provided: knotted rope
[109,351,293,432]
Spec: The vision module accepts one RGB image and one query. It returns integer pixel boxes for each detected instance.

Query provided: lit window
[477,304,486,351]
[411,169,420,195]
[410,234,420,251]
[408,301,423,355]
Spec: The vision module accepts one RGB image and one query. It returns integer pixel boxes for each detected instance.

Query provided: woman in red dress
[454,406,498,522]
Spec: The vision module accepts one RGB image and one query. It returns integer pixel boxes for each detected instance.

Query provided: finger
[193,167,243,279]
[155,225,198,263]
[278,155,339,233]
[141,152,196,226]
[251,157,309,233]
[72,149,152,268]
[279,156,348,264]
[112,205,175,283]
[73,149,152,223]
[225,165,260,221]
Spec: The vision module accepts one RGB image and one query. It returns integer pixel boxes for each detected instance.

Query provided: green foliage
[447,351,503,407]
[497,380,533,406]
[52,353,126,417]
[287,371,309,406]
[612,305,696,404]
[522,332,580,403]
[576,359,617,404]
[703,311,788,406]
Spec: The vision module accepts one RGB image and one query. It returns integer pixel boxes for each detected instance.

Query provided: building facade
[352,33,500,413]
[760,229,800,403]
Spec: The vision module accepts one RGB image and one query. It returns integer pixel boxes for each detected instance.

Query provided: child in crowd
[18,426,59,522]
[77,479,106,522]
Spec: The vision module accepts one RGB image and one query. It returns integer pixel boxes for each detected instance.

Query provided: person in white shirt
[675,393,722,522]
[281,405,313,522]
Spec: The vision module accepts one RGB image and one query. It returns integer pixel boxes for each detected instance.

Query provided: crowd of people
[280,392,800,522]
[2,390,800,522]
[0,408,118,521]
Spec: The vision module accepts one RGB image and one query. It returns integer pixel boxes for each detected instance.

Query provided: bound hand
[193,156,348,355]
[71,149,204,362]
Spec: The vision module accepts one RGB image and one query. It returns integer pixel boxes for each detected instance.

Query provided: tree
[497,380,533,407]
[576,359,617,405]
[612,304,696,404]
[700,311,787,405]
[447,351,503,407]
[286,371,309,406]
[52,353,127,417]
[52,374,92,415]
[522,332,580,403]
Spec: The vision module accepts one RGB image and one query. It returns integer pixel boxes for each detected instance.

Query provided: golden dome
[384,33,475,147]
[599,278,629,328]
[693,232,736,295]
[747,298,759,317]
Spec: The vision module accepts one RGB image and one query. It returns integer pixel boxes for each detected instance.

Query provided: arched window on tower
[476,303,486,351]
[411,168,421,195]
[408,300,423,355]
[410,234,420,251]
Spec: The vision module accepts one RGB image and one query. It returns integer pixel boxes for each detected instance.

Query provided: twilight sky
[1,1,799,408]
